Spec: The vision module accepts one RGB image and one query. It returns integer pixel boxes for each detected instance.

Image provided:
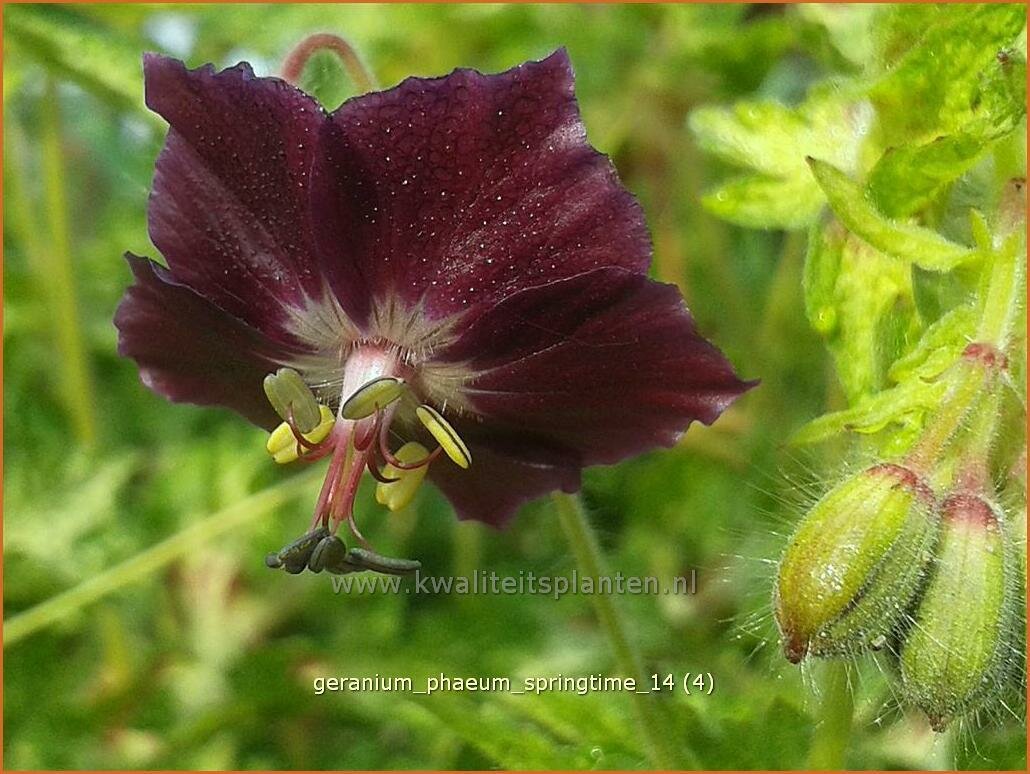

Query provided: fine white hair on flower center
[282,287,478,417]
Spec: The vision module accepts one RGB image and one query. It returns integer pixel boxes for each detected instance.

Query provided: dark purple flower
[116,49,754,535]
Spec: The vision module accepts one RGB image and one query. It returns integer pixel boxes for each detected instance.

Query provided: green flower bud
[900,493,1016,731]
[775,463,938,663]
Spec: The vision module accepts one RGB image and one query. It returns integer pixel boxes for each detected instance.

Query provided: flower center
[262,345,471,550]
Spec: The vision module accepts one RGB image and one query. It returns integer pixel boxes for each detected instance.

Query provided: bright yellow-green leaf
[807,158,980,271]
[690,94,872,230]
[4,5,152,117]
[791,378,947,446]
[803,216,919,402]
[871,4,1027,143]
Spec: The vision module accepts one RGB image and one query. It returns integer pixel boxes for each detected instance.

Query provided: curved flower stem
[280,32,375,94]
[805,661,854,769]
[3,468,321,648]
[552,492,688,769]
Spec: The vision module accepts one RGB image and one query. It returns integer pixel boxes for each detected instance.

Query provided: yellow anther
[375,442,431,511]
[415,404,471,469]
[341,376,406,420]
[263,367,321,432]
[266,404,335,464]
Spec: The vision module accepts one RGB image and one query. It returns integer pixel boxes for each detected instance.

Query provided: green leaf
[807,157,979,271]
[888,304,978,384]
[415,694,602,770]
[870,4,1028,143]
[791,377,947,446]
[4,5,150,117]
[690,94,871,230]
[867,50,1026,218]
[803,216,919,401]
[868,134,993,218]
[701,173,826,231]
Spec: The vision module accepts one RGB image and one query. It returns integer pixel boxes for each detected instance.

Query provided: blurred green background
[2,3,1025,770]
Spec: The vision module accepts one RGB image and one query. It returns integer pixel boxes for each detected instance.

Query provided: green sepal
[775,463,939,662]
[900,494,1017,731]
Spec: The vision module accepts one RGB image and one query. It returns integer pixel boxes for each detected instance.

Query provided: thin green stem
[5,121,46,278]
[552,492,691,769]
[976,234,1025,346]
[908,237,1024,471]
[3,469,319,647]
[805,661,854,769]
[453,521,482,611]
[926,725,954,771]
[905,361,985,471]
[40,78,98,447]
[957,383,1004,490]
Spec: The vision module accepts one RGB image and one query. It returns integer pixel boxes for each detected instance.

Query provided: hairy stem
[977,234,1025,346]
[908,240,1024,471]
[552,491,691,768]
[805,661,854,769]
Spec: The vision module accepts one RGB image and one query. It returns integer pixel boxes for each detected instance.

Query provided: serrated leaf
[803,216,918,401]
[870,3,1028,143]
[868,50,1026,218]
[808,157,980,271]
[889,304,978,383]
[702,173,826,231]
[791,377,948,446]
[690,95,872,230]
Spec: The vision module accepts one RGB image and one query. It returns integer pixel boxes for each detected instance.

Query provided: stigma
[261,346,472,548]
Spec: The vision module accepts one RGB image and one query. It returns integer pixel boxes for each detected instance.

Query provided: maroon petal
[428,422,582,527]
[312,49,650,323]
[144,54,340,341]
[115,253,303,430]
[437,267,755,468]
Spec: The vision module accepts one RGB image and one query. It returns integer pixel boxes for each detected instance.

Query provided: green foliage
[696,2,1026,454]
[869,4,1027,144]
[3,4,1025,771]
[807,158,979,271]
[3,4,153,115]
[695,0,1027,750]
[689,93,870,230]
[802,216,918,402]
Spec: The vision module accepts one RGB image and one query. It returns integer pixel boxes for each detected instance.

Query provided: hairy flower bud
[900,493,1016,731]
[775,463,938,663]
